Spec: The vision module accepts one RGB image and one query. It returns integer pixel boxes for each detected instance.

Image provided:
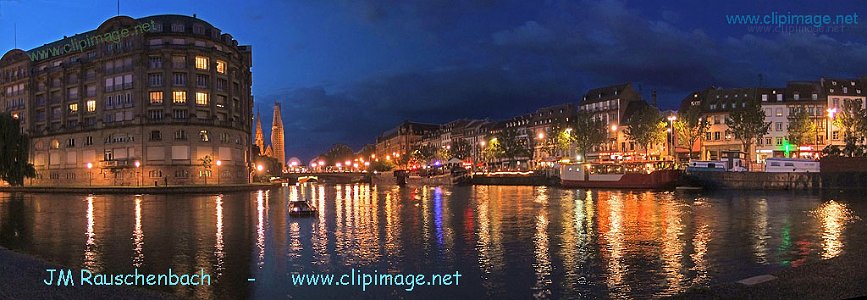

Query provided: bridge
[285,172,368,184]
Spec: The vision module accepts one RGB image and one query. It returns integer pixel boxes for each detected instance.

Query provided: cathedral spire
[270,101,286,169]
[254,110,265,156]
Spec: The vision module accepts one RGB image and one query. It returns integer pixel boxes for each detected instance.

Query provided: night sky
[1,0,866,161]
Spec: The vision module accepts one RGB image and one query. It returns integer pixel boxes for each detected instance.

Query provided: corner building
[0,15,253,186]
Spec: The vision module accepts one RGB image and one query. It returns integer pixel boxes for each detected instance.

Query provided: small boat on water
[560,160,680,189]
[289,200,318,217]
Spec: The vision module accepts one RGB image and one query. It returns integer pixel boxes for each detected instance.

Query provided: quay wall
[470,174,557,186]
[685,171,867,190]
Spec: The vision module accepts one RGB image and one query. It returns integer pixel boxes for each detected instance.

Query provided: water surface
[0,185,863,299]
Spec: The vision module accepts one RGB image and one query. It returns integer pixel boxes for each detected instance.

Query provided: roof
[582,83,632,104]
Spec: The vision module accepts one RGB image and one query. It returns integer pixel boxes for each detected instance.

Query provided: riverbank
[0,183,279,194]
[669,232,867,299]
[0,247,171,299]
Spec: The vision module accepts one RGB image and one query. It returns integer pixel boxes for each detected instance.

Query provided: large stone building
[374,121,439,160]
[0,15,254,186]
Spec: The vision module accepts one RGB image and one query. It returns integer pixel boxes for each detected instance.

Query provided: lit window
[196,92,209,106]
[68,103,79,113]
[195,56,209,70]
[173,91,187,104]
[86,100,96,112]
[216,60,226,74]
[200,130,209,142]
[150,91,164,104]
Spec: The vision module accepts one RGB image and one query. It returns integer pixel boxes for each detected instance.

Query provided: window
[832,131,840,140]
[775,137,783,145]
[148,73,163,86]
[50,139,60,149]
[777,94,783,101]
[775,108,783,117]
[196,92,209,106]
[765,137,771,145]
[216,78,227,91]
[196,74,209,87]
[86,100,96,112]
[149,56,163,68]
[150,130,162,141]
[776,122,783,131]
[173,73,186,86]
[149,170,163,178]
[150,91,164,104]
[173,109,188,119]
[172,56,185,69]
[68,103,79,113]
[216,60,226,74]
[175,170,189,178]
[67,138,75,147]
[175,130,187,140]
[172,91,187,104]
[200,130,209,142]
[195,56,209,70]
[149,110,163,120]
[714,132,720,140]
[171,23,185,33]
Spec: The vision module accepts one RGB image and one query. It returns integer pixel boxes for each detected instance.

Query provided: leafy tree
[371,160,395,172]
[570,111,607,160]
[0,113,36,186]
[200,155,213,184]
[727,103,770,168]
[448,138,472,160]
[358,144,376,160]
[624,105,666,157]
[481,137,501,168]
[411,144,438,165]
[834,99,866,156]
[495,128,531,169]
[674,105,709,159]
[786,108,818,146]
[321,144,354,165]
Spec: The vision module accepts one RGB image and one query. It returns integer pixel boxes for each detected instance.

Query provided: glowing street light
[257,164,264,172]
[134,161,141,186]
[86,162,93,186]
[537,132,545,139]
[610,124,618,131]
[216,160,222,185]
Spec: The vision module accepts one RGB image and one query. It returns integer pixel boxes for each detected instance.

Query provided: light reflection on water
[0,186,864,299]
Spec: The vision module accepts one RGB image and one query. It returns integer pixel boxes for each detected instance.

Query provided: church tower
[271,102,286,169]
[254,111,265,156]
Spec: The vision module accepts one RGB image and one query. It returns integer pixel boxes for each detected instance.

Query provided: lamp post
[667,115,677,160]
[256,164,264,183]
[87,162,93,186]
[610,124,618,159]
[134,161,141,186]
[216,160,222,185]
[827,108,837,147]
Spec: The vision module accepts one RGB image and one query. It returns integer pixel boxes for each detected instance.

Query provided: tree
[786,108,818,146]
[495,128,531,169]
[321,144,354,165]
[449,139,472,160]
[834,99,866,157]
[358,144,376,160]
[674,105,709,159]
[624,105,666,157]
[481,137,501,168]
[570,111,607,161]
[0,113,36,186]
[411,144,438,165]
[727,103,770,168]
[200,155,213,184]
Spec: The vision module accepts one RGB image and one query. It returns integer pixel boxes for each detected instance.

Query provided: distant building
[578,83,646,159]
[374,121,439,161]
[0,15,253,186]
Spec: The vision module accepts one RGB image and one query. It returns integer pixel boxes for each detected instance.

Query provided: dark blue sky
[2,0,866,161]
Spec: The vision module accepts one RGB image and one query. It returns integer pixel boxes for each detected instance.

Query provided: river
[0,184,863,299]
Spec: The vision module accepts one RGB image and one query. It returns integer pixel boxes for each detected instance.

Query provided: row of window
[148,91,211,105]
[148,56,226,74]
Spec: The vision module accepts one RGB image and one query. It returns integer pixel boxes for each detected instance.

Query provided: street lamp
[216,160,222,185]
[667,115,677,160]
[827,108,837,144]
[134,161,141,186]
[87,162,93,186]
[609,124,619,157]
